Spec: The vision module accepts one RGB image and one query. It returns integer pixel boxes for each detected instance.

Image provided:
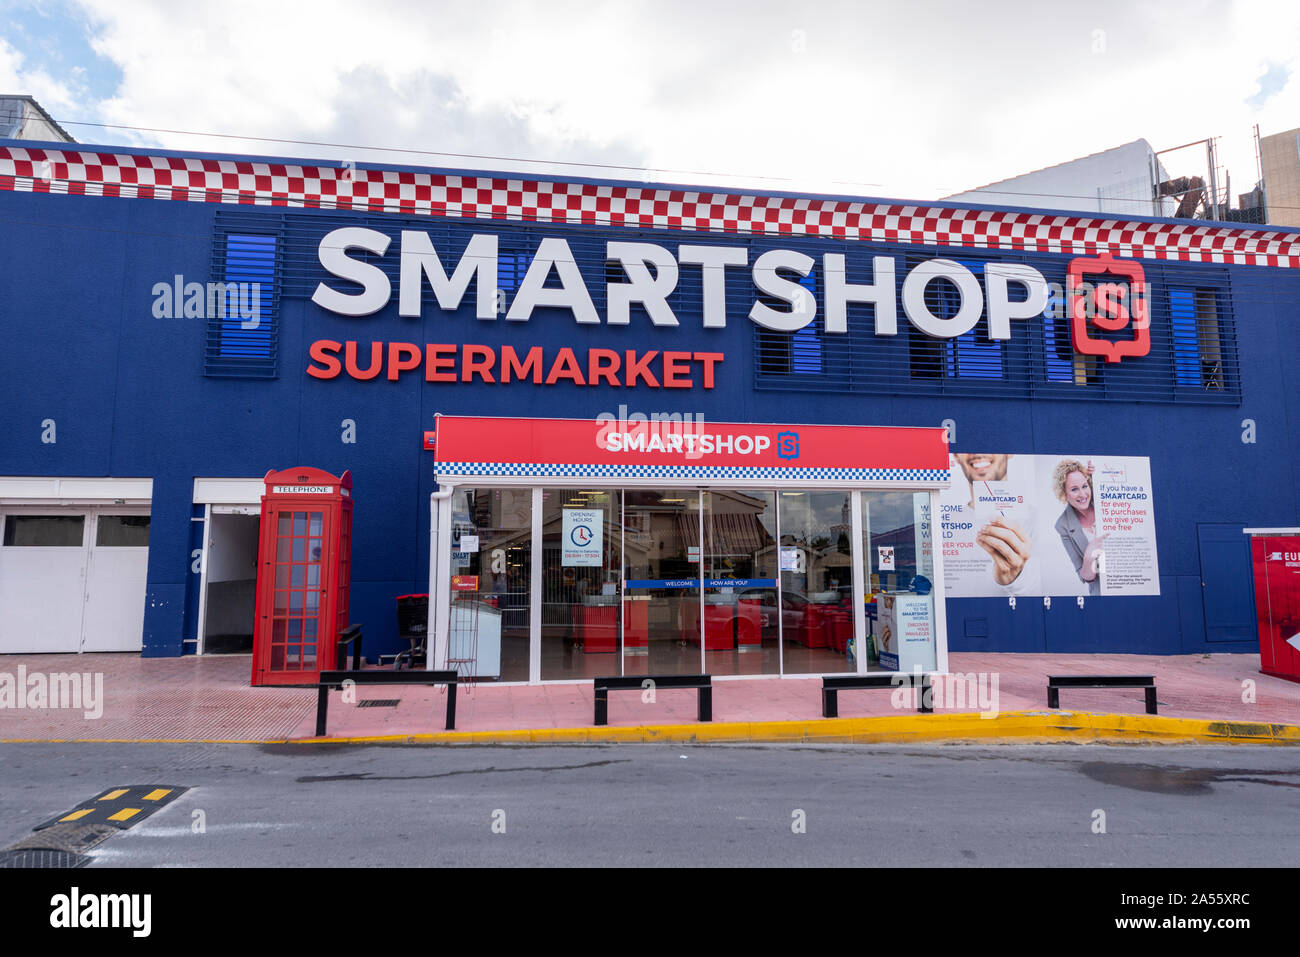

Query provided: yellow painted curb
[293,710,1300,747]
[4,712,1298,746]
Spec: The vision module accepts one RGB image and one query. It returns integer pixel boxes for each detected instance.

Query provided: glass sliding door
[621,489,702,676]
[540,488,622,680]
[446,487,532,681]
[862,490,936,673]
[777,490,857,675]
[703,489,780,676]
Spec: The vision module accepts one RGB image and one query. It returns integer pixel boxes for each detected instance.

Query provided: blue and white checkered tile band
[435,462,951,482]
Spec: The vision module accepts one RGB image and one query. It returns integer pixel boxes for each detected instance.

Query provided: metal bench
[1047,674,1157,715]
[593,674,712,726]
[335,623,364,672]
[822,673,933,717]
[316,668,459,736]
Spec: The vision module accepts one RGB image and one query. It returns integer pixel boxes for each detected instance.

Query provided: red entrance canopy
[425,416,950,487]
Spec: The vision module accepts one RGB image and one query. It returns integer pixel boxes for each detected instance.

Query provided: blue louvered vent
[791,272,822,374]
[756,270,822,376]
[206,227,281,377]
[907,258,1003,381]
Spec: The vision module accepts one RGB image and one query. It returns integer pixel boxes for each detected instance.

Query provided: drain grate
[357,699,401,708]
[0,848,92,868]
[10,822,118,854]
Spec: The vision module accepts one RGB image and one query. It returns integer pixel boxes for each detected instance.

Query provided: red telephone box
[251,467,353,686]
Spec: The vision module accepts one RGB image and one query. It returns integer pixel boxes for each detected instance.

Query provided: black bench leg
[594,689,608,726]
[822,688,838,719]
[698,686,712,722]
[445,681,457,730]
[919,675,933,714]
[1145,686,1157,716]
[1047,687,1059,709]
[316,686,329,737]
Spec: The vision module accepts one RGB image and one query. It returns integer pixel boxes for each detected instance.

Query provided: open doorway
[202,510,260,653]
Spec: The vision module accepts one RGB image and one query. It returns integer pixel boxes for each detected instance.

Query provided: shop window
[861,490,931,594]
[96,515,151,547]
[1171,287,1226,391]
[2,515,85,547]
[206,232,280,378]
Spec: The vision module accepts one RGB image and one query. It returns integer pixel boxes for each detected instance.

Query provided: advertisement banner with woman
[938,453,1159,598]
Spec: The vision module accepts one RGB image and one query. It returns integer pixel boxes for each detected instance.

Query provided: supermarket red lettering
[306,340,725,388]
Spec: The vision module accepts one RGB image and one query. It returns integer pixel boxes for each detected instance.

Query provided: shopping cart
[393,593,429,670]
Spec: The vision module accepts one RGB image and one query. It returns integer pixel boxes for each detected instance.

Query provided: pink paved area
[0,652,1297,741]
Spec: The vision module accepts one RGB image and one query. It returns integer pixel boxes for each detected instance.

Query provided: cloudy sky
[1,0,1297,204]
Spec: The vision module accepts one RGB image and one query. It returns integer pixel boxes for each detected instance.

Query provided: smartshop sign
[306,228,1151,385]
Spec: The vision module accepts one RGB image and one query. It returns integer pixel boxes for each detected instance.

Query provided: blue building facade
[1,138,1297,666]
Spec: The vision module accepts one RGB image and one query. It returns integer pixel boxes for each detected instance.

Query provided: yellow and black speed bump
[34,785,189,832]
[1,785,190,868]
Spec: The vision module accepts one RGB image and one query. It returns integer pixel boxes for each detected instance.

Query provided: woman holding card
[1052,459,1108,595]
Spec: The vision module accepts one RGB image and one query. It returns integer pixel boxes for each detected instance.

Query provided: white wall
[943,140,1175,217]
[0,98,74,142]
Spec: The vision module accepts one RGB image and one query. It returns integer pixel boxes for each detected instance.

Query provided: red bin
[1249,533,1300,684]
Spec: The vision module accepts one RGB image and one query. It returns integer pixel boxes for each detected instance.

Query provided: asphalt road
[0,742,1297,867]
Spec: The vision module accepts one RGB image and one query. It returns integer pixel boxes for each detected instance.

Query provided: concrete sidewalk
[1,651,1298,745]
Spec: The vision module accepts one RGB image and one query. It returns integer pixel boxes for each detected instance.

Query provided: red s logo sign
[1067,253,1150,363]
